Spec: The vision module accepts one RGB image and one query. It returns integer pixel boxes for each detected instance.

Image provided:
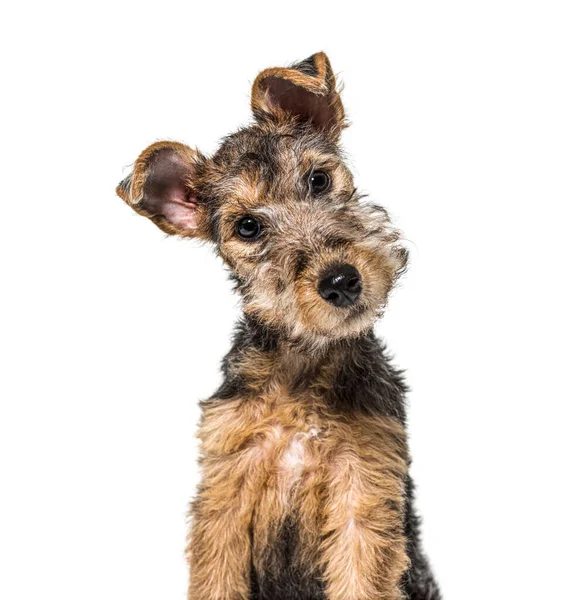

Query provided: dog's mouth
[300,298,377,342]
[343,302,369,321]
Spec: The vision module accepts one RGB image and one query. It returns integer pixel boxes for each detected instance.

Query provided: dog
[117,52,440,600]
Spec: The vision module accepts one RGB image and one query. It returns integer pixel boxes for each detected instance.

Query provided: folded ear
[251,52,345,137]
[116,141,209,238]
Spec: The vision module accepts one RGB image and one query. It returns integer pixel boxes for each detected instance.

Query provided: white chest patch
[279,427,320,486]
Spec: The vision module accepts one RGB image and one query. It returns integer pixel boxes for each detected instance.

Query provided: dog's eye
[235,216,262,240]
[308,170,330,194]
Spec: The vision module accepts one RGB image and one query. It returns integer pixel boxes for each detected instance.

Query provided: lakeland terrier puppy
[117,52,440,600]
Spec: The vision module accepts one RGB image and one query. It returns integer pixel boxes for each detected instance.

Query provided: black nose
[318,264,362,307]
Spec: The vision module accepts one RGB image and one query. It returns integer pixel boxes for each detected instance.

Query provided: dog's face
[117,53,407,349]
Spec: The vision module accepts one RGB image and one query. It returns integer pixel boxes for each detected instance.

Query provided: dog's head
[117,53,407,349]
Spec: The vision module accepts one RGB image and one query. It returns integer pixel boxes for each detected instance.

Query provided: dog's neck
[237,312,367,366]
[213,314,407,423]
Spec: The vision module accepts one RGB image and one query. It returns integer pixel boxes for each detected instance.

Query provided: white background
[1,2,560,599]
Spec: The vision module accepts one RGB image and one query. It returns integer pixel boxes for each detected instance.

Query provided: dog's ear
[116,141,209,238]
[251,52,345,137]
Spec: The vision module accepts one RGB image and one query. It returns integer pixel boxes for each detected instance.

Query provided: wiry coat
[117,52,440,600]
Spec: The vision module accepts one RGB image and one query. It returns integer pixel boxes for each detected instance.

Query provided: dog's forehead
[213,126,339,176]
[206,127,348,222]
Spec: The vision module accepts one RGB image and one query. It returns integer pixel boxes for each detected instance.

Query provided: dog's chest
[202,389,328,491]
[266,421,322,487]
[244,395,325,490]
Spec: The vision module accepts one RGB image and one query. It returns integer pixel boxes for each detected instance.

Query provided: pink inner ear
[142,148,200,232]
[263,76,333,129]
[161,188,198,230]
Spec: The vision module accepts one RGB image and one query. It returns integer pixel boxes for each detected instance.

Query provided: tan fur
[187,344,409,600]
[320,418,409,600]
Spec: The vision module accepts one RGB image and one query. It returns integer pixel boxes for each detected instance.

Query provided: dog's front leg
[320,417,410,600]
[187,453,258,600]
